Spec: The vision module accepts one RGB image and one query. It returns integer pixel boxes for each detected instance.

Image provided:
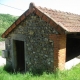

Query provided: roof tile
[37,6,80,32]
[2,3,80,38]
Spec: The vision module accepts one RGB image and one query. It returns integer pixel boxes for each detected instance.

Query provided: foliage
[0,14,18,41]
[0,64,80,80]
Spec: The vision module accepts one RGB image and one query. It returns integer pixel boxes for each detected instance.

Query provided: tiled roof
[2,2,80,38]
[38,7,80,32]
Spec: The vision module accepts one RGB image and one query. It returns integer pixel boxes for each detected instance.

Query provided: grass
[0,64,80,80]
[0,50,80,79]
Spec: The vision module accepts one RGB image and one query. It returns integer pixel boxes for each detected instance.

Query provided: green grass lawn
[0,64,80,80]
[0,50,80,80]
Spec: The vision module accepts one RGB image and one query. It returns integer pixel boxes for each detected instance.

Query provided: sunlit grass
[0,64,80,80]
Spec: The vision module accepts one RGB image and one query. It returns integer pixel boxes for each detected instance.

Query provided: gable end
[2,3,68,38]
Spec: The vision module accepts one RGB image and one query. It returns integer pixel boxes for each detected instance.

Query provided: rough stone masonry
[6,13,58,72]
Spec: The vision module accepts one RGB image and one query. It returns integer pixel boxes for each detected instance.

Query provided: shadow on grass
[3,65,14,73]
[3,65,54,76]
[30,68,45,76]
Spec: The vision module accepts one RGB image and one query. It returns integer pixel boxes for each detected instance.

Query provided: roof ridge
[37,6,80,16]
[29,2,80,16]
[2,2,80,38]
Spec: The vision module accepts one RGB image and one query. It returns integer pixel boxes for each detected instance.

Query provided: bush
[3,65,13,73]
[0,14,18,41]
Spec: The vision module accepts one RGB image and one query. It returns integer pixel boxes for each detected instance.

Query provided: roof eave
[1,3,36,38]
[2,2,73,38]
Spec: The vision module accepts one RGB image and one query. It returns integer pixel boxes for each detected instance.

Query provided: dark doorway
[66,36,80,61]
[14,40,25,72]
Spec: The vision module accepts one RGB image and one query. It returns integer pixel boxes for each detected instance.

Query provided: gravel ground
[0,41,5,50]
[0,41,6,66]
[0,56,6,66]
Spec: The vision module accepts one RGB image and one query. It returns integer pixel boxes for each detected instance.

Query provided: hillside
[0,14,18,41]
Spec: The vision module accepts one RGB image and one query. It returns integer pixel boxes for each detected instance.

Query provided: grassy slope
[0,64,80,80]
[0,14,18,41]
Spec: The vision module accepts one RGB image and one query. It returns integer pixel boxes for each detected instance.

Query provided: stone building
[1,3,80,72]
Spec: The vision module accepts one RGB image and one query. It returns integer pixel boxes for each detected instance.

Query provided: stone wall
[7,13,58,72]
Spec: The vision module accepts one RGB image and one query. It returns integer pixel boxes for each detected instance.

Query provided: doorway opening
[14,40,25,72]
[66,36,80,61]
